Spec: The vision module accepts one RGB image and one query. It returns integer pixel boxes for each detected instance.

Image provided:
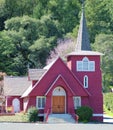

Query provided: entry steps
[47,114,75,124]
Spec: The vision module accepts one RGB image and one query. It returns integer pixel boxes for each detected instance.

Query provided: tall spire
[75,2,91,51]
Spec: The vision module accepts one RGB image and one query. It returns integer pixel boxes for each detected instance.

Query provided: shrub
[76,106,93,122]
[27,106,38,122]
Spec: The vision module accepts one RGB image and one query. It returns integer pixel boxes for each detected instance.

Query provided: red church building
[4,7,103,122]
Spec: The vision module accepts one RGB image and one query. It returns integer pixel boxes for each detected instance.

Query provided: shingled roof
[4,76,32,96]
[75,4,91,51]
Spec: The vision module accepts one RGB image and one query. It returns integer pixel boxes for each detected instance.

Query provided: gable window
[36,97,46,109]
[73,97,81,109]
[84,75,88,88]
[77,57,95,71]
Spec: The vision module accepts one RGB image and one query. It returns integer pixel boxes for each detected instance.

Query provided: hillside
[0,0,113,91]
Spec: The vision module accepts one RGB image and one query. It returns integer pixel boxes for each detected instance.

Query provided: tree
[85,0,111,43]
[30,36,55,68]
[0,16,39,75]
[33,0,81,34]
[0,14,62,75]
[92,34,113,92]
[46,38,75,65]
[0,0,8,30]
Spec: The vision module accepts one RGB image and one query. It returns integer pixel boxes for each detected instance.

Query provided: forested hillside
[0,0,113,91]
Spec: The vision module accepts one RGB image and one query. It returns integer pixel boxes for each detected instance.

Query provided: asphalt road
[0,114,113,130]
[0,123,113,130]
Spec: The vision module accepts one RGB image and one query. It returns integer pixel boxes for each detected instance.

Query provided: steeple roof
[75,3,91,51]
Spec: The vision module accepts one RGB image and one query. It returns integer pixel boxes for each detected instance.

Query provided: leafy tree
[46,38,75,64]
[50,0,80,34]
[92,34,113,92]
[0,14,61,75]
[29,36,55,68]
[33,0,81,34]
[0,0,39,30]
[33,0,49,19]
[1,0,113,79]
[85,0,111,43]
[0,0,8,30]
[4,0,39,17]
[0,16,39,75]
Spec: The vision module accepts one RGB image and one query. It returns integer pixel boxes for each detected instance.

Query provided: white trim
[93,114,103,117]
[24,58,61,97]
[76,57,95,72]
[53,87,66,96]
[73,96,81,109]
[45,74,75,96]
[84,75,88,88]
[36,96,46,109]
[52,87,66,114]
[38,114,44,116]
[12,98,20,113]
[67,50,103,56]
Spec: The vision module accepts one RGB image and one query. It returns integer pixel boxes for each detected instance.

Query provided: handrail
[71,112,79,123]
[70,109,79,123]
[45,108,50,122]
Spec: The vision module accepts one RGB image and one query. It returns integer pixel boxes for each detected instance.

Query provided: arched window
[76,57,95,71]
[84,75,88,88]
[83,57,89,71]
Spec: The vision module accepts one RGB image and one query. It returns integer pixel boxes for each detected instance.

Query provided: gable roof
[22,58,60,97]
[28,59,58,81]
[23,57,90,97]
[4,76,32,96]
[28,69,47,81]
[67,50,103,57]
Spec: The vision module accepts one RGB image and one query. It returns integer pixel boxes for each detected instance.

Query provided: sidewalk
[1,123,113,130]
[47,114,75,124]
[103,114,113,124]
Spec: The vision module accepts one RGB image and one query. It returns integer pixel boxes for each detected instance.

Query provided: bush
[27,106,38,122]
[76,106,93,122]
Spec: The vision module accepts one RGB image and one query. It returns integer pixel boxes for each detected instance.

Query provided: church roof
[75,4,91,51]
[67,50,103,57]
[28,69,47,81]
[4,76,32,96]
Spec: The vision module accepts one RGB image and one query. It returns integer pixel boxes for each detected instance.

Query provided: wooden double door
[52,96,65,113]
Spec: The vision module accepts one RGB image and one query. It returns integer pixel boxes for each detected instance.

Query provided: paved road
[0,123,113,130]
[0,114,113,130]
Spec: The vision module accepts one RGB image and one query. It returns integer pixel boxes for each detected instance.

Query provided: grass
[0,113,28,122]
[104,105,113,117]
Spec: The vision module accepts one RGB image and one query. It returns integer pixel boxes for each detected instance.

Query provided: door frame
[52,87,66,113]
[12,98,20,113]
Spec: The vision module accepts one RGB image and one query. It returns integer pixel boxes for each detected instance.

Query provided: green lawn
[0,113,28,122]
[104,106,113,117]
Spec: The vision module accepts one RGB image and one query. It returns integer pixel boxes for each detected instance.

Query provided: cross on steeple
[75,2,91,51]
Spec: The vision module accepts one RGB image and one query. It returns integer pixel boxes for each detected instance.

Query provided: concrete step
[47,114,75,124]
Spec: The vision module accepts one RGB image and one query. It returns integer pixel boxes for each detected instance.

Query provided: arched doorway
[52,87,66,113]
[12,98,20,113]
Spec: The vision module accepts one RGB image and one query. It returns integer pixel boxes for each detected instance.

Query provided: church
[4,6,103,122]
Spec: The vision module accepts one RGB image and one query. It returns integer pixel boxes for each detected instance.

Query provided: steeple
[75,2,91,51]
